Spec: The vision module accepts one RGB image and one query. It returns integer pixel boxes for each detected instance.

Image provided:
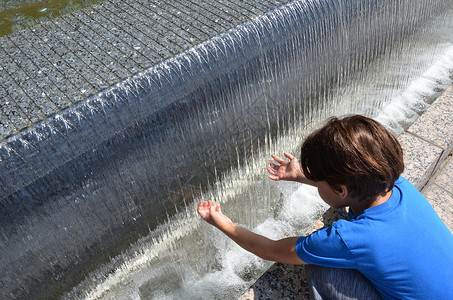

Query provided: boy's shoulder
[394,176,425,197]
[394,176,412,189]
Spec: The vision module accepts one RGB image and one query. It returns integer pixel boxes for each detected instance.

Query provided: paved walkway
[240,85,453,299]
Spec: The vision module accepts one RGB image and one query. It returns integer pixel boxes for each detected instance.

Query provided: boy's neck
[349,189,393,215]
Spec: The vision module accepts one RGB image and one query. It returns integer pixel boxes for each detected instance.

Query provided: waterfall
[1,0,452,298]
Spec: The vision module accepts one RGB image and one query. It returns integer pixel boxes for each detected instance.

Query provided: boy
[198,115,453,299]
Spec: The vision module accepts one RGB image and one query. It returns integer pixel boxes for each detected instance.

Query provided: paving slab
[399,132,444,190]
[431,157,453,194]
[422,155,453,232]
[16,28,90,106]
[407,86,453,162]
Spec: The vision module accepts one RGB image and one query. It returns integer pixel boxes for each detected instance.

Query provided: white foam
[377,44,453,133]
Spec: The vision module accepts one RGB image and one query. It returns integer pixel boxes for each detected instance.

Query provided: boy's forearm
[218,222,273,260]
[214,220,306,265]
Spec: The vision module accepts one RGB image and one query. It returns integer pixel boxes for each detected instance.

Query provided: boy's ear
[336,185,349,199]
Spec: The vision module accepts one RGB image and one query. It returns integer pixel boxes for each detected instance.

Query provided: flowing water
[66,47,453,300]
[1,0,452,298]
[65,3,453,299]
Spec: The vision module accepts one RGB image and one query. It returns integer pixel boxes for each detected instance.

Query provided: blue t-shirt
[296,177,453,300]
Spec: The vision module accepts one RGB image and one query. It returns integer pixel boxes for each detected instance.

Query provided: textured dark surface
[0,0,290,140]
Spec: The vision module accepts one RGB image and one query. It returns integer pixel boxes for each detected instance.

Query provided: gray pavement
[0,0,290,141]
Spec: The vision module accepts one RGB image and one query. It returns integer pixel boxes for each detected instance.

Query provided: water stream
[1,0,452,298]
[65,3,453,299]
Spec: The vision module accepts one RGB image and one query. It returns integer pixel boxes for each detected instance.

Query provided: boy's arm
[198,200,306,265]
[267,152,317,187]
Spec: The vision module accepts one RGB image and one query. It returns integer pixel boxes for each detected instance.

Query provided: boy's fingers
[268,163,276,173]
[197,201,207,218]
[269,161,279,169]
[198,201,211,210]
[267,167,277,176]
[284,152,295,160]
[268,175,278,181]
[267,167,279,180]
[271,154,285,164]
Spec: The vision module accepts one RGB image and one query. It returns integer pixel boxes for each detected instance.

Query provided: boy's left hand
[268,152,304,182]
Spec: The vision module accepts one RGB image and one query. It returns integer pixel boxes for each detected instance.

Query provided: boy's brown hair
[300,115,404,201]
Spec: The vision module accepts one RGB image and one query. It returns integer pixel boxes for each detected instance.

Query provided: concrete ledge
[422,163,453,231]
[399,133,444,190]
[239,85,453,299]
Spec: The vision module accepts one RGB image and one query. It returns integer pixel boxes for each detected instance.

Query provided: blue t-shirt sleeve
[295,224,357,269]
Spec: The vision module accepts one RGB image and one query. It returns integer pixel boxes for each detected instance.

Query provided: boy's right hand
[197,200,233,230]
[267,152,307,183]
